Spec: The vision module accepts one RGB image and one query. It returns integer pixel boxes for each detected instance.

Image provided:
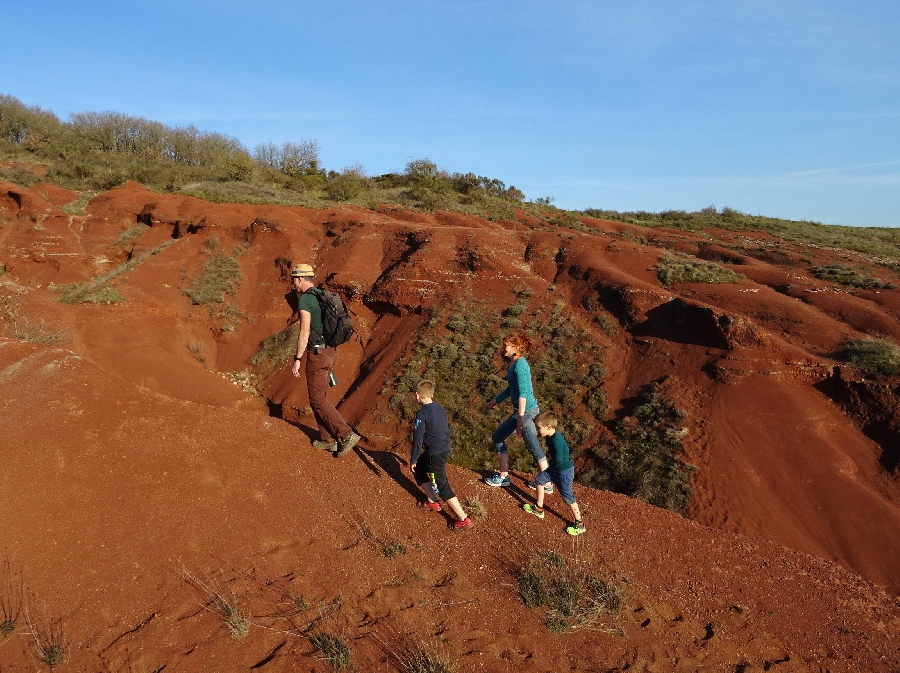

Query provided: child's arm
[410,415,426,466]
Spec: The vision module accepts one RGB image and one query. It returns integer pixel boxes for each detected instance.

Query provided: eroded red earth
[1,180,899,671]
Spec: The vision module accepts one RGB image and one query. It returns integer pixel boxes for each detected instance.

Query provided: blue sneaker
[526,480,554,495]
[484,474,511,487]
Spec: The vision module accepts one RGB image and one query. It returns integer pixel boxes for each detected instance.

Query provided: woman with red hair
[484,333,551,489]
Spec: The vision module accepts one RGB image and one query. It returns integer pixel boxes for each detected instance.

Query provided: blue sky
[5,1,899,226]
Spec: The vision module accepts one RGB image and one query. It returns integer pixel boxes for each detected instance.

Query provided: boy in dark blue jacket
[522,411,585,536]
[410,380,473,531]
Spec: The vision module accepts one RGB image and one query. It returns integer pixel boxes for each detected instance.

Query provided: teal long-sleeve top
[495,357,538,412]
[543,430,573,471]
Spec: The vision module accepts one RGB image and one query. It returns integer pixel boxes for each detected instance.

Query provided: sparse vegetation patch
[579,383,695,514]
[517,550,626,633]
[843,337,900,376]
[185,254,242,305]
[810,264,893,289]
[656,253,745,286]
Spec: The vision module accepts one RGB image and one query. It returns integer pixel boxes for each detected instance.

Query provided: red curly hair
[502,333,532,354]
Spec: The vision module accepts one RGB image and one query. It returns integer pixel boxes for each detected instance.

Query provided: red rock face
[1,180,899,670]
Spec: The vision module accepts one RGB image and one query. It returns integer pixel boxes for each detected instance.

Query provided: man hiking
[288,263,360,457]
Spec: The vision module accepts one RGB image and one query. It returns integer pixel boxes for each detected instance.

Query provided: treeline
[0,93,527,205]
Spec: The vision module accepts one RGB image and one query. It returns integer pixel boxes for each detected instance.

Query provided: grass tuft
[400,641,457,673]
[25,602,68,669]
[517,550,626,633]
[182,568,251,640]
[463,494,488,522]
[1,560,23,637]
[311,632,351,670]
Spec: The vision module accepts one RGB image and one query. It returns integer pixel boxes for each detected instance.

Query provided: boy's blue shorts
[535,466,576,505]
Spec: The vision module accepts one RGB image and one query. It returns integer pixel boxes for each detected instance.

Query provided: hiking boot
[452,517,473,531]
[484,474,510,487]
[335,432,360,457]
[312,439,338,452]
[526,480,554,494]
[417,500,441,512]
[523,503,545,519]
[566,520,586,536]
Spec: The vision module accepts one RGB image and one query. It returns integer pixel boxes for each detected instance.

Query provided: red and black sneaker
[416,500,441,512]
[452,517,473,531]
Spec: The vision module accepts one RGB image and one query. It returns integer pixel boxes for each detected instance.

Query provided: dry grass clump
[182,568,251,640]
[463,494,488,522]
[400,641,456,673]
[517,550,626,633]
[656,253,744,286]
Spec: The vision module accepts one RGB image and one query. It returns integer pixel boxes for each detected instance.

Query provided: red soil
[1,180,899,671]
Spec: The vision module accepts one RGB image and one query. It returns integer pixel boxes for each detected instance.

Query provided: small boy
[522,411,585,536]
[410,380,473,531]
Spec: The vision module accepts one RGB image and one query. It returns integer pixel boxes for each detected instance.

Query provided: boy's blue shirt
[494,357,538,411]
[411,401,452,464]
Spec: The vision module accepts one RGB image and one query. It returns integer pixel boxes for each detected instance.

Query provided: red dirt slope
[2,179,900,670]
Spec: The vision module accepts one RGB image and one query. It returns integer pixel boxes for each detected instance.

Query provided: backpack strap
[301,287,326,346]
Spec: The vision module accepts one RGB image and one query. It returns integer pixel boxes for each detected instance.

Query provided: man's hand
[487,398,496,410]
[291,358,302,377]
[409,462,417,479]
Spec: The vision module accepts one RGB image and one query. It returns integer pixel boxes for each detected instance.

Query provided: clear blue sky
[5,1,899,226]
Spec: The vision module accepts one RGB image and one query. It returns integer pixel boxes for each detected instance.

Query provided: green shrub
[185,254,241,305]
[810,264,892,289]
[656,253,744,285]
[578,383,694,514]
[517,551,625,632]
[843,337,900,376]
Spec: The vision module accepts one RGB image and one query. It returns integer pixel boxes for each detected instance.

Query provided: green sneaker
[566,520,586,536]
[523,503,545,519]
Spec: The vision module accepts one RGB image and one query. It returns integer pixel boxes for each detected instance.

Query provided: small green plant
[311,632,351,670]
[182,568,251,640]
[463,494,487,522]
[656,253,744,285]
[382,539,407,558]
[810,264,892,289]
[517,551,625,632]
[843,337,900,376]
[185,254,242,305]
